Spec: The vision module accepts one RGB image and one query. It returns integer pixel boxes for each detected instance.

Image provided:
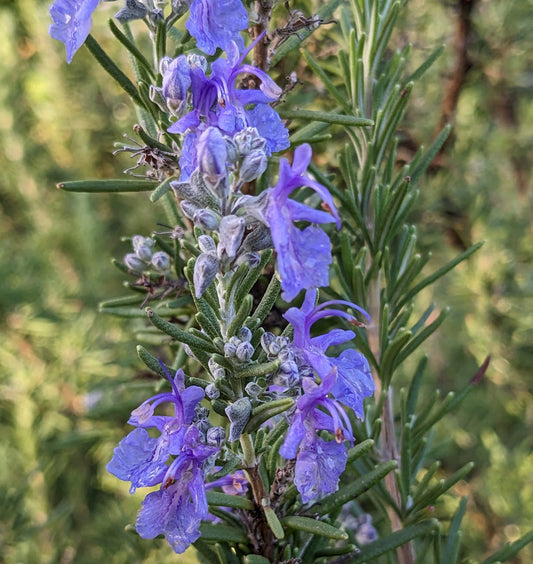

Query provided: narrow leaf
[406,45,445,84]
[480,530,533,564]
[58,179,155,193]
[278,109,373,127]
[85,34,144,107]
[312,460,397,515]
[347,439,374,463]
[282,516,348,541]
[303,49,351,113]
[108,19,154,79]
[264,506,285,540]
[245,398,294,434]
[235,360,281,380]
[145,307,219,352]
[206,491,254,511]
[150,177,174,203]
[443,497,468,564]
[399,241,484,309]
[244,556,271,564]
[351,520,438,562]
[198,524,249,545]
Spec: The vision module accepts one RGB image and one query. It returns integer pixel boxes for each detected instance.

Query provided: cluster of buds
[124,235,171,273]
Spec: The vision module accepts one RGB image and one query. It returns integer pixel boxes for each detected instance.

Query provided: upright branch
[437,0,479,135]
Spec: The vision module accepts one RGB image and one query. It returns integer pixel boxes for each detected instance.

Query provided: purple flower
[259,144,340,302]
[284,289,374,419]
[166,41,288,157]
[186,0,248,56]
[107,365,204,492]
[136,427,216,553]
[107,364,218,553]
[280,370,353,503]
[49,0,100,63]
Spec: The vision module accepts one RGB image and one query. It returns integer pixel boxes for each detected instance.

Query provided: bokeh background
[0,0,531,562]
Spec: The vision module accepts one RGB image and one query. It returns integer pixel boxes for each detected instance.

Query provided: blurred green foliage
[0,0,531,562]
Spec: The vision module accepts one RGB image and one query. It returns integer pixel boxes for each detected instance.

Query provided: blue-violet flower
[164,41,288,175]
[260,144,341,302]
[186,0,248,55]
[279,369,354,503]
[49,0,100,63]
[107,364,216,553]
[284,288,374,419]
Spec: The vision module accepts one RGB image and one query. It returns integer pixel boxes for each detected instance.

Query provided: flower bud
[193,252,219,298]
[260,332,276,353]
[149,85,170,113]
[278,348,294,363]
[187,53,208,73]
[239,149,267,183]
[115,0,147,23]
[245,381,262,398]
[198,234,216,253]
[170,0,188,17]
[242,224,273,252]
[194,405,210,421]
[193,209,219,231]
[206,426,226,447]
[218,215,245,260]
[132,235,155,252]
[235,252,261,268]
[151,251,171,272]
[208,357,219,373]
[276,336,291,349]
[180,199,201,220]
[135,245,153,261]
[171,169,220,209]
[236,341,254,362]
[224,137,238,163]
[225,398,252,442]
[162,55,191,103]
[280,359,298,374]
[182,343,196,359]
[237,327,252,342]
[233,127,267,156]
[212,367,226,380]
[224,342,237,358]
[197,127,228,187]
[124,253,146,271]
[205,383,220,400]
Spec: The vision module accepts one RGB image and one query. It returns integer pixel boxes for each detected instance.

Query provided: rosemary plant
[48,0,532,562]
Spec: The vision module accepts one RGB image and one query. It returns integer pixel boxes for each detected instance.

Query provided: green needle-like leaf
[346,439,374,463]
[480,530,533,564]
[85,34,145,107]
[206,491,254,511]
[351,520,439,562]
[282,516,348,541]
[108,19,154,79]
[264,506,285,540]
[198,524,249,545]
[278,109,373,127]
[312,460,397,515]
[145,307,219,352]
[57,179,156,193]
